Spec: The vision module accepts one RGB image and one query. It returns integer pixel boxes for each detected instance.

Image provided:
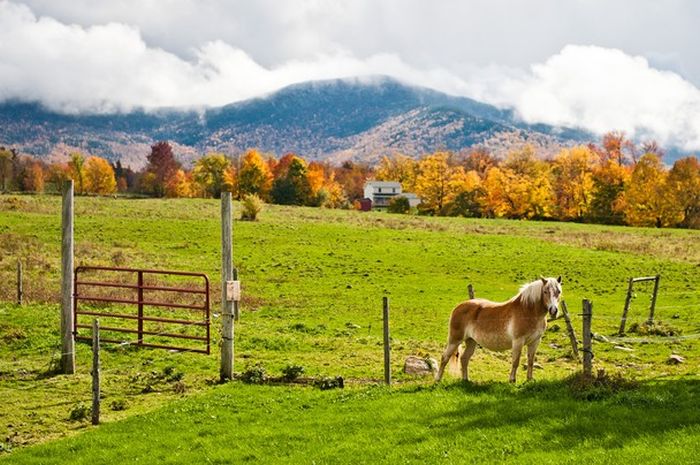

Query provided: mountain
[0,76,592,168]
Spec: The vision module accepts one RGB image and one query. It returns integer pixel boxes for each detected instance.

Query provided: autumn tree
[238,149,273,200]
[271,156,312,205]
[334,161,372,201]
[192,153,232,198]
[619,153,677,227]
[551,146,596,220]
[22,160,45,193]
[68,152,86,194]
[602,131,636,165]
[495,146,553,218]
[665,156,700,228]
[460,148,496,178]
[444,167,483,217]
[84,156,117,195]
[0,147,15,192]
[143,141,179,197]
[375,154,419,192]
[588,159,630,224]
[165,169,194,198]
[415,151,454,214]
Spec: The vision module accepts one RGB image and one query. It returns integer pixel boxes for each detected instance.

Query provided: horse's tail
[447,343,461,377]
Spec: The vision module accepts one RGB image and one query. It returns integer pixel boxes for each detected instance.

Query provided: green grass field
[1,195,698,462]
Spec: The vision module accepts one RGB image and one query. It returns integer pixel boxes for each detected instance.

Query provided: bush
[68,403,91,421]
[282,364,305,381]
[241,194,264,221]
[387,196,410,214]
[240,363,266,384]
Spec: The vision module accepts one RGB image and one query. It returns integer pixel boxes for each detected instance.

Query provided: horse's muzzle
[548,306,558,318]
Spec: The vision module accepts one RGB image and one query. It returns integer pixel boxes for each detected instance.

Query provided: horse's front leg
[526,338,541,381]
[509,339,524,383]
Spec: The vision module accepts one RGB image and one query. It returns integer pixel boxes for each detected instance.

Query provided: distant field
[1,194,698,460]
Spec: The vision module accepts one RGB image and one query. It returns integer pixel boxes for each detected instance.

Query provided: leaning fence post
[619,278,634,335]
[582,299,593,377]
[91,319,100,426]
[16,259,23,306]
[560,301,579,359]
[468,283,475,300]
[61,180,76,374]
[220,192,234,382]
[383,296,391,386]
[648,275,660,325]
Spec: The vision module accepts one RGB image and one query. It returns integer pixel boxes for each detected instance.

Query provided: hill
[0,77,591,168]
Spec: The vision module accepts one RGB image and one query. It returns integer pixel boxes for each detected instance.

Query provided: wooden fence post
[560,301,579,359]
[467,283,474,300]
[383,296,391,386]
[61,180,75,374]
[16,259,23,306]
[582,299,593,377]
[647,275,660,325]
[91,319,100,426]
[220,192,234,381]
[619,278,634,335]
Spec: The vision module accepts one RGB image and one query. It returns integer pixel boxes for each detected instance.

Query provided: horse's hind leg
[435,339,461,382]
[460,339,477,382]
[526,338,541,381]
[509,339,524,383]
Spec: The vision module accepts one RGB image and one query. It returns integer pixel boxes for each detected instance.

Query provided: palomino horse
[435,277,562,383]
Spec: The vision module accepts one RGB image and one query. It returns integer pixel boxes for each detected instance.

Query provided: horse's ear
[540,276,547,285]
[557,275,562,283]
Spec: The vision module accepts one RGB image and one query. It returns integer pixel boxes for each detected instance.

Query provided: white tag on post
[226,280,241,302]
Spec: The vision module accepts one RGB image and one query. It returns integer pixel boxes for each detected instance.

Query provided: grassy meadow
[1,194,698,462]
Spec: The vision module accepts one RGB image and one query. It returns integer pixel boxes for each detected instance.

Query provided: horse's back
[449,298,514,351]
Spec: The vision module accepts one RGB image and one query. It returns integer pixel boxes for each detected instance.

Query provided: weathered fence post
[647,274,660,325]
[137,270,144,346]
[91,319,100,426]
[382,296,391,385]
[619,278,634,335]
[582,299,593,377]
[220,192,234,381]
[61,180,75,374]
[560,301,579,359]
[16,259,23,306]
[468,283,475,300]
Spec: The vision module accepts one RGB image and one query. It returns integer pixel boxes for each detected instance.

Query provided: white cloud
[2,1,700,151]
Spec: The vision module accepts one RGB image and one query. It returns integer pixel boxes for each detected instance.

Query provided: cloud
[2,1,700,151]
[479,45,700,151]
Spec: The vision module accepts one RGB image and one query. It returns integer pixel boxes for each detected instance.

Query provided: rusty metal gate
[73,265,211,354]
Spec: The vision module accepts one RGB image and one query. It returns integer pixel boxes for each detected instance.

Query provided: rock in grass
[667,354,685,365]
[403,356,437,376]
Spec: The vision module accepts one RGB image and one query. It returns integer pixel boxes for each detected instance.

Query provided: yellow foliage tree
[619,154,678,227]
[415,151,454,213]
[83,156,116,195]
[24,161,45,193]
[68,152,86,194]
[376,153,418,192]
[552,146,597,220]
[238,149,272,200]
[665,156,700,228]
[192,152,231,198]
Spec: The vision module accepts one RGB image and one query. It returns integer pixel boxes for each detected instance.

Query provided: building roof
[364,181,401,188]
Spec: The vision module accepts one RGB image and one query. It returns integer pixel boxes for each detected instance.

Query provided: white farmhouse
[363,181,421,210]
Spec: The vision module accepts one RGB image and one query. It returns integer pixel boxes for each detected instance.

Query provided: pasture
[1,195,698,462]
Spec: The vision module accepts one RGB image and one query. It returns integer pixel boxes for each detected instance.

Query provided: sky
[2,0,700,150]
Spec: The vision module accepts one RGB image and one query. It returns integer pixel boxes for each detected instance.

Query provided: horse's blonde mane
[517,279,544,308]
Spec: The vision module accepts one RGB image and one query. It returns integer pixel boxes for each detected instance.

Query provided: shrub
[387,196,410,214]
[282,364,305,381]
[240,364,266,384]
[241,194,264,221]
[68,403,91,421]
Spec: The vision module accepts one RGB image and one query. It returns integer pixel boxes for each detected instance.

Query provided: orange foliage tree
[238,149,273,200]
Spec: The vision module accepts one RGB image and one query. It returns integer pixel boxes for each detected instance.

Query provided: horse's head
[540,276,562,318]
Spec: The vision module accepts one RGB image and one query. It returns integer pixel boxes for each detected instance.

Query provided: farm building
[362,181,421,210]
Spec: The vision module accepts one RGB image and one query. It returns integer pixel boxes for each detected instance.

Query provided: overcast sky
[2,0,700,150]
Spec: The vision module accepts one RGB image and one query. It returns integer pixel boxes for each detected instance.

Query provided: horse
[435,276,562,383]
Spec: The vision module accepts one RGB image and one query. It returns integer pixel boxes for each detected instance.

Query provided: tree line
[1,132,698,228]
